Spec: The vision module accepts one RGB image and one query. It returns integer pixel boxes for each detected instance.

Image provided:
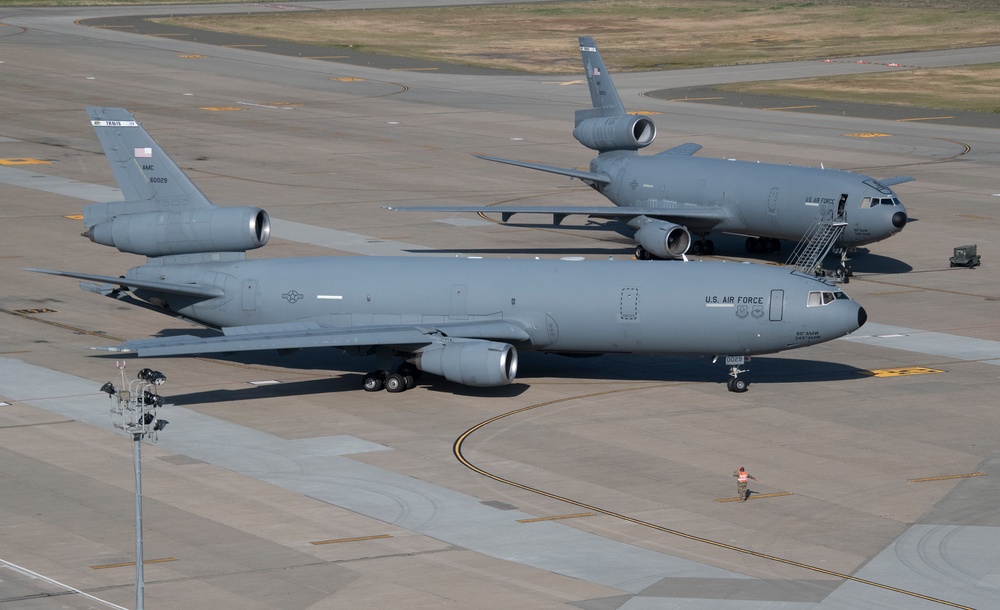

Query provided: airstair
[786,220,847,276]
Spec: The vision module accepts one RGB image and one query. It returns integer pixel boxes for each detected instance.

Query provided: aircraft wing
[880,176,915,187]
[25,268,224,299]
[93,319,533,357]
[474,154,611,185]
[385,204,727,230]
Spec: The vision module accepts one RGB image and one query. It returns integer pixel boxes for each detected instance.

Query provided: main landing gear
[692,239,715,255]
[363,362,423,393]
[718,355,750,393]
[745,237,781,254]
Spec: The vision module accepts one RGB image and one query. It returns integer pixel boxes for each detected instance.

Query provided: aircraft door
[769,289,784,321]
[619,287,639,321]
[242,280,257,312]
[450,284,468,320]
[837,193,848,220]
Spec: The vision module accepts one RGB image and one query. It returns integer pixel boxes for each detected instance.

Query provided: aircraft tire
[398,363,422,385]
[705,240,715,255]
[363,372,384,392]
[745,237,758,253]
[635,245,650,260]
[728,378,749,393]
[385,373,407,393]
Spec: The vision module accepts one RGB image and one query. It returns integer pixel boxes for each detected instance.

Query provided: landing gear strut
[719,355,750,393]
[832,247,854,283]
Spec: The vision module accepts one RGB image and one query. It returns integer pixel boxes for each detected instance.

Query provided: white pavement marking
[0,558,129,610]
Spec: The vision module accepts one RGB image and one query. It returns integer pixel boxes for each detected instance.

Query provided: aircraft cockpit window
[807,291,848,307]
[863,197,901,207]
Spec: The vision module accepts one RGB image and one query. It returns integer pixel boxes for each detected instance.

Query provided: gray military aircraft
[29,107,867,393]
[389,36,911,272]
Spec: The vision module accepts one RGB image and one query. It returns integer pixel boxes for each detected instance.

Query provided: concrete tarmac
[2,4,1000,609]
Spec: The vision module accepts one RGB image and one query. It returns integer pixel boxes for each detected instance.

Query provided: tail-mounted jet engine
[84,207,270,256]
[407,340,518,387]
[573,115,656,152]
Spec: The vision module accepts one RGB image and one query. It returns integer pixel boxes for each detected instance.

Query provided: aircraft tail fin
[85,107,215,227]
[81,108,270,258]
[576,36,627,126]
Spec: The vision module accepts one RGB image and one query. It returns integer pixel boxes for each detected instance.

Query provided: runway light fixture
[137,368,166,385]
[103,360,169,610]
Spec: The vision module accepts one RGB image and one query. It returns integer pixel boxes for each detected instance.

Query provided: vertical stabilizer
[81,108,269,257]
[578,36,627,120]
[86,107,214,225]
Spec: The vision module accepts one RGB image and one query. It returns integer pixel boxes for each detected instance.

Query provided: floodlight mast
[102,361,167,610]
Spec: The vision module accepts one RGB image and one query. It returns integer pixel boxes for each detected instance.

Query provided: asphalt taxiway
[2,4,1000,609]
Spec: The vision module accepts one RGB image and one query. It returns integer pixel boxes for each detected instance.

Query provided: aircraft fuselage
[130,256,865,357]
[594,153,907,248]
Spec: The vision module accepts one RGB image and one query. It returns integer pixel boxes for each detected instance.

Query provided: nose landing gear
[718,355,750,393]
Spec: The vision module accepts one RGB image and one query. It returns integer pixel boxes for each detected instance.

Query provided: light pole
[100,362,167,610]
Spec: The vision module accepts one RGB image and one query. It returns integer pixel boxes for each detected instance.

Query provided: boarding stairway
[786,219,847,276]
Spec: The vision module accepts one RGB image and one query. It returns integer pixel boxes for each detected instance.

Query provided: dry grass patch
[158,0,1000,73]
[720,64,1000,113]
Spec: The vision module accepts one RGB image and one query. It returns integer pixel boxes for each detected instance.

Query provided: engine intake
[573,115,656,152]
[85,207,270,257]
[634,221,692,259]
[407,340,517,387]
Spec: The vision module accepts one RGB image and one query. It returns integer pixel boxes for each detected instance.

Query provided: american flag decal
[134,147,152,158]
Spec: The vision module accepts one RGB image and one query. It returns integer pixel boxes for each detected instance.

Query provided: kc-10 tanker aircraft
[30,108,867,393]
[390,36,911,271]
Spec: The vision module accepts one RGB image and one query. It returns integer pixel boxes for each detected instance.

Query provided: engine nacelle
[407,340,517,387]
[85,207,270,257]
[634,221,692,259]
[573,115,656,152]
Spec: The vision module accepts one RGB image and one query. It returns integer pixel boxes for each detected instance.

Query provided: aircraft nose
[857,306,868,329]
[892,211,907,229]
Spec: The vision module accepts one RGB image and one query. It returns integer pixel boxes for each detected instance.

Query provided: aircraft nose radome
[858,306,868,329]
[892,211,907,229]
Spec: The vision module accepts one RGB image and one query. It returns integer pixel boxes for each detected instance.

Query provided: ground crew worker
[733,467,757,502]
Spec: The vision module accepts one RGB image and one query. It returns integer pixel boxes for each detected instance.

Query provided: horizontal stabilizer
[25,268,224,299]
[657,143,703,157]
[474,154,611,184]
[880,176,915,187]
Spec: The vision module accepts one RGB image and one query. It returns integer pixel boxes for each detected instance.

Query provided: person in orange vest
[733,467,757,502]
